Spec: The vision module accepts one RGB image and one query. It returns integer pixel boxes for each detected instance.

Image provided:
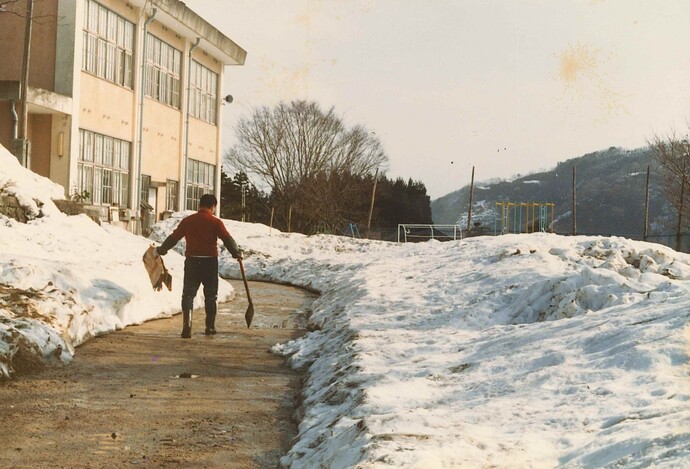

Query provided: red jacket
[159,210,238,257]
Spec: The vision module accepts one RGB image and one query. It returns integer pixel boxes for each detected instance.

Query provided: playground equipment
[494,202,555,235]
[397,224,463,243]
[344,223,361,238]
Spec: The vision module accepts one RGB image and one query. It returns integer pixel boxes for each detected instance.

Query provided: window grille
[189,60,218,124]
[82,0,134,88]
[145,34,182,108]
[140,174,151,207]
[185,159,215,210]
[77,129,130,206]
[166,179,179,212]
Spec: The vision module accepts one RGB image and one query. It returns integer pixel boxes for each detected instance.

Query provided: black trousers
[182,257,219,328]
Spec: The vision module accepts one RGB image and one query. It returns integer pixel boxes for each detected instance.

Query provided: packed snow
[0,144,232,377]
[2,143,690,468]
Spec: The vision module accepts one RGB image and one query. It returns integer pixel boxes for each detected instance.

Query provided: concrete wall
[141,20,186,186]
[0,10,25,82]
[187,47,222,167]
[187,118,218,165]
[55,0,78,96]
[50,113,72,194]
[151,0,246,66]
[99,0,138,22]
[27,114,52,178]
[0,0,59,90]
[141,99,182,180]
[0,102,15,150]
[31,0,59,91]
[192,46,223,73]
[79,74,135,141]
[1,0,235,222]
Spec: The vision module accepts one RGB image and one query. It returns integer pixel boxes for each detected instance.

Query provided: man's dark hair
[199,194,217,208]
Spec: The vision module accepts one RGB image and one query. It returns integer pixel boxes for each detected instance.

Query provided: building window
[186,159,215,210]
[140,174,151,208]
[189,60,218,125]
[166,179,178,211]
[77,129,130,206]
[145,34,182,108]
[82,0,134,88]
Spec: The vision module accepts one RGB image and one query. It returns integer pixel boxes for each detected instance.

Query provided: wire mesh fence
[363,226,690,253]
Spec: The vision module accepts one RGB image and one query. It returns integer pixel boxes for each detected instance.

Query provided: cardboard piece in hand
[142,245,172,291]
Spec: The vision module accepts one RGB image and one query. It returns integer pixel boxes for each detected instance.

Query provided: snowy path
[0,281,314,468]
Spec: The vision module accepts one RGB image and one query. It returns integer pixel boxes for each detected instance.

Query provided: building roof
[139,0,247,66]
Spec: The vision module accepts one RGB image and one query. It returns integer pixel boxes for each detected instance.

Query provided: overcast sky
[185,0,690,199]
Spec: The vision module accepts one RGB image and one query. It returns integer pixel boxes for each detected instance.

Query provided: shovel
[237,257,254,328]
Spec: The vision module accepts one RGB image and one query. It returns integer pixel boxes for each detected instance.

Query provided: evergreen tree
[371,176,432,240]
[219,171,270,224]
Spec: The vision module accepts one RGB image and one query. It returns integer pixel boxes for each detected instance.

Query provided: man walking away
[156,194,242,338]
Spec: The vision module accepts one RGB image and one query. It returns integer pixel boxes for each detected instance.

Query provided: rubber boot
[204,297,217,335]
[205,313,216,335]
[181,310,192,338]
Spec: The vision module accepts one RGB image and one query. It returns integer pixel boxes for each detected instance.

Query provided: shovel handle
[237,258,252,302]
[237,257,255,328]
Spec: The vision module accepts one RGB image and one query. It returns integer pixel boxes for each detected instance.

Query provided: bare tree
[295,171,373,234]
[227,100,388,232]
[0,1,21,14]
[649,133,690,250]
[0,0,58,23]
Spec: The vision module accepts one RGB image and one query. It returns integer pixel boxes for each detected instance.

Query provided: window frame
[144,33,182,108]
[189,60,219,125]
[166,179,179,212]
[77,129,131,207]
[185,159,216,210]
[82,0,134,89]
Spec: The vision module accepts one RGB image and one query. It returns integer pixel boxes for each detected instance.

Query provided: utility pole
[676,175,685,252]
[241,181,247,222]
[643,165,650,241]
[466,166,475,237]
[572,166,577,235]
[269,207,275,236]
[366,168,378,238]
[287,205,292,233]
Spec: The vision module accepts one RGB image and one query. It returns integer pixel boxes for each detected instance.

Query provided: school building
[0,0,246,233]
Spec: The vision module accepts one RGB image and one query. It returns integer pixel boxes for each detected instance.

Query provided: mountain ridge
[430,146,675,238]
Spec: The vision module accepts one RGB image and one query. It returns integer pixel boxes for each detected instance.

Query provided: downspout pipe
[183,37,201,210]
[17,0,34,167]
[9,99,19,140]
[136,8,156,231]
[19,0,34,142]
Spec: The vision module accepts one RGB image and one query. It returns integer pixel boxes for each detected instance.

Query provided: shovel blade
[245,303,254,328]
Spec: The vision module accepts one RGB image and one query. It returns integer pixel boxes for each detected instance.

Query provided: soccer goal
[397,224,463,243]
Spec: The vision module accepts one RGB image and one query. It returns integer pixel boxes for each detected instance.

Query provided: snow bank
[3,136,689,466]
[152,214,690,468]
[0,144,233,379]
[0,146,64,219]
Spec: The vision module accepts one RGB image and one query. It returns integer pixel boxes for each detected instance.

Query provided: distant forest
[220,171,432,240]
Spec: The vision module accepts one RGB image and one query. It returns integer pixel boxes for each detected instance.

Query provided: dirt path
[0,280,315,469]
